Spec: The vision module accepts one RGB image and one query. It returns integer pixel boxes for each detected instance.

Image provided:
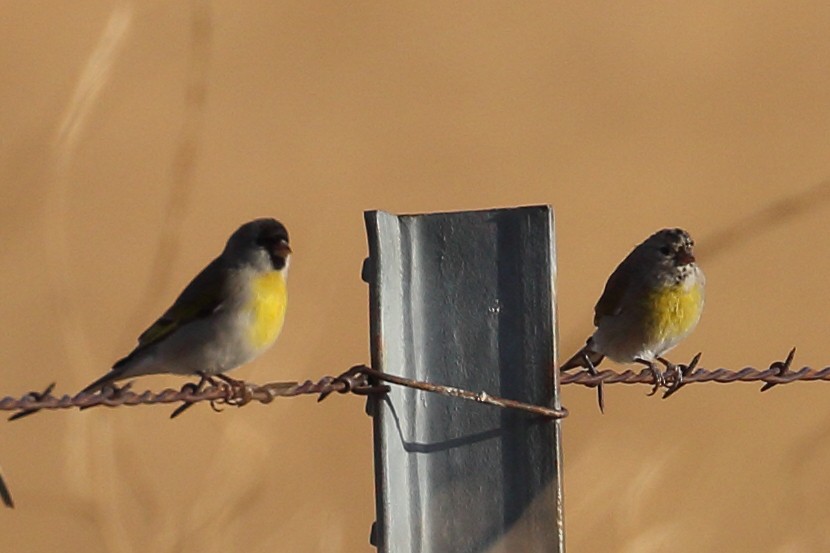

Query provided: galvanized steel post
[364,206,564,553]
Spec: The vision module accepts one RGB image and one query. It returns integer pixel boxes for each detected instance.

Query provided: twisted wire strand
[1,366,566,420]
[1,349,817,420]
[1,373,375,418]
[559,348,818,388]
[561,365,830,386]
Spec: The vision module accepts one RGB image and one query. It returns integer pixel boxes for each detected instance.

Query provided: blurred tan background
[2,1,830,552]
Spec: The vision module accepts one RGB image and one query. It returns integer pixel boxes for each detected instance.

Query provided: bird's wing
[134,257,229,349]
[592,259,633,327]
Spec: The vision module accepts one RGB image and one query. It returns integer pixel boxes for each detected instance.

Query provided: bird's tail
[79,371,119,395]
[79,366,132,395]
[559,341,605,372]
[78,349,140,395]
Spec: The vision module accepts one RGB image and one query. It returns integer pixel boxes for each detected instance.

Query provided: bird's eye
[659,246,672,256]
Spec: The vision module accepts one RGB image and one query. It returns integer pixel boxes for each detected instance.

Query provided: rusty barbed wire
[1,365,568,420]
[357,366,568,418]
[2,371,383,420]
[1,349,821,421]
[559,348,828,398]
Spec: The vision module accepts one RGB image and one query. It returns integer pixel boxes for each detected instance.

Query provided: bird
[79,218,291,397]
[560,228,705,410]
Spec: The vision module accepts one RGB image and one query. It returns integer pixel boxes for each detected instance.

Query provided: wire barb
[8,383,56,421]
[661,353,702,399]
[760,348,797,392]
[316,365,387,403]
[0,469,12,509]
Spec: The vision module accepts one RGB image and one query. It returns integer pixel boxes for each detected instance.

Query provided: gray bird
[80,218,291,394]
[560,228,705,409]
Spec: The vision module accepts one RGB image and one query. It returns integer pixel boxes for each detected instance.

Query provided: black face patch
[251,220,289,269]
[270,253,287,270]
[255,221,289,250]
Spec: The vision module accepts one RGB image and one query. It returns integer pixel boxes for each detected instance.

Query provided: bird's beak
[276,239,292,256]
[676,249,695,265]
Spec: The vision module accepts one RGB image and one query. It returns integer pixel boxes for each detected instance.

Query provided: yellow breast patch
[647,281,704,342]
[246,271,287,349]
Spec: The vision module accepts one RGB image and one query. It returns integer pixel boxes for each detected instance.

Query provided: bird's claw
[209,373,252,408]
[643,362,665,396]
[170,373,255,418]
[656,357,682,394]
[634,358,669,397]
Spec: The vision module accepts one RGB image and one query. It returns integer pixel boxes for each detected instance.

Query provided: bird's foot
[657,357,683,389]
[635,358,665,396]
[214,373,247,392]
[214,374,257,407]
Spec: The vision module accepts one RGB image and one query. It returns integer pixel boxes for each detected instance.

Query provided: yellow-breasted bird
[80,218,291,395]
[560,228,705,410]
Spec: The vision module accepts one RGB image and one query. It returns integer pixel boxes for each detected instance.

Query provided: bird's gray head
[642,228,696,269]
[224,218,291,270]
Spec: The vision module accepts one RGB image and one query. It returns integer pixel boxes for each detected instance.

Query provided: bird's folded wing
[136,257,229,348]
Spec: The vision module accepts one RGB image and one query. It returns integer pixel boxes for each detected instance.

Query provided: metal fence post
[364,206,564,553]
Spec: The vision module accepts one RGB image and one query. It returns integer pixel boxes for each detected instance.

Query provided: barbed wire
[1,349,821,422]
[1,365,568,421]
[559,348,823,398]
[2,371,379,420]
